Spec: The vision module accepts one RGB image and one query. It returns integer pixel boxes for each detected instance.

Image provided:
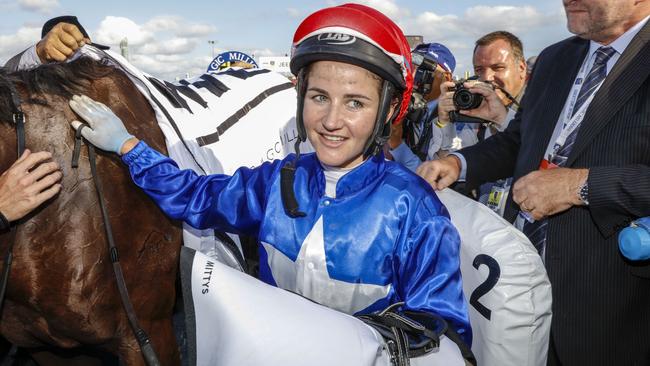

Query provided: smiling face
[473,38,527,103]
[303,61,387,169]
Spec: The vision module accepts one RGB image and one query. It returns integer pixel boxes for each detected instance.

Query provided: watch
[578,180,589,205]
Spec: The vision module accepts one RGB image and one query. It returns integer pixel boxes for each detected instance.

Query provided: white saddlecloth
[438,188,552,366]
[180,247,466,366]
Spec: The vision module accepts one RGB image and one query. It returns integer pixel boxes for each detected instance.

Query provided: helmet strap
[280,73,400,218]
[363,80,398,157]
[294,68,308,144]
[280,68,309,218]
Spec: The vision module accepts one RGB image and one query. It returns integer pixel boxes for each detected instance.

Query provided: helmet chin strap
[280,69,308,218]
[363,80,397,157]
[280,75,399,218]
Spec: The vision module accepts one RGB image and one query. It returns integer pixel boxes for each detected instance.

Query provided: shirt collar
[589,15,650,57]
[318,152,385,198]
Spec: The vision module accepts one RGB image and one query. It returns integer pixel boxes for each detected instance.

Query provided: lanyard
[549,51,607,158]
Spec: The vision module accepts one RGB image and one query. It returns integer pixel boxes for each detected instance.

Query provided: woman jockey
[68,3,472,352]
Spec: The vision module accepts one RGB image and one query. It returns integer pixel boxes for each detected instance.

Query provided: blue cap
[412,42,456,74]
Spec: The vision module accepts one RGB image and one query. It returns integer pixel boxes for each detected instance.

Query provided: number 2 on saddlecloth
[470,254,501,320]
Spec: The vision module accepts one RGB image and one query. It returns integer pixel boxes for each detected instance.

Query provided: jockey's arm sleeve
[122,141,277,237]
[396,200,472,346]
[5,46,41,72]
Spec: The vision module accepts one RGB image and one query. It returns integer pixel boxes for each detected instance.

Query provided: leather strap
[74,126,161,366]
[0,80,26,314]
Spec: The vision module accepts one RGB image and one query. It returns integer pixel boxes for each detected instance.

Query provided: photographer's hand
[461,81,509,125]
[437,81,457,125]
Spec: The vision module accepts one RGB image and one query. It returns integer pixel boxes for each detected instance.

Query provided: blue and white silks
[122,141,472,344]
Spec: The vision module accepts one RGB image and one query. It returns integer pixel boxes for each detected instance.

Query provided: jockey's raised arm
[4,15,91,71]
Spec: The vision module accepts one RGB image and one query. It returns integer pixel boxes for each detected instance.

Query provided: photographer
[387,43,456,172]
[429,31,527,215]
[439,31,526,146]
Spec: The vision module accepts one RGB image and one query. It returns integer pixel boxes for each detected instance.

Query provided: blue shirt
[122,141,472,344]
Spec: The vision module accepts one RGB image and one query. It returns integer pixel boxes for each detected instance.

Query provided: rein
[72,126,161,366]
[0,78,160,365]
[0,81,25,312]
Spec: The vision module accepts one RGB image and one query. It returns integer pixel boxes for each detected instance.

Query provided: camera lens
[453,88,483,110]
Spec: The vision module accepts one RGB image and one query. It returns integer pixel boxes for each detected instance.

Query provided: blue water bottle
[618,217,650,261]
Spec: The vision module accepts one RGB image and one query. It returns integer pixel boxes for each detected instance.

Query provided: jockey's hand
[69,95,136,155]
[0,150,62,222]
[36,22,89,63]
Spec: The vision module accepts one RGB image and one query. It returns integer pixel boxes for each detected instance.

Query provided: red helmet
[290,3,414,156]
[281,4,414,218]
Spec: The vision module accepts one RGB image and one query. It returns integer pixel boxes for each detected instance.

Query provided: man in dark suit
[418,0,650,364]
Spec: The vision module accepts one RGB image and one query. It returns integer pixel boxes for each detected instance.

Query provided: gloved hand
[37,22,89,63]
[69,95,134,155]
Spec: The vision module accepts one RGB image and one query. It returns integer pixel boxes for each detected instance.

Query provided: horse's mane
[0,57,115,124]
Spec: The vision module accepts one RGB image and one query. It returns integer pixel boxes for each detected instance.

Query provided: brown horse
[0,57,183,365]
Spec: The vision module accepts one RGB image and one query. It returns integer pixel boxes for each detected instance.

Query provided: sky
[0,0,573,80]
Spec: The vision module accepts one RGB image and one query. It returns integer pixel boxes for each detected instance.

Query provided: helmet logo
[317,33,356,45]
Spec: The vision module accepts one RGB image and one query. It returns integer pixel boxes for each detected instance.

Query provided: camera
[452,76,483,110]
[411,52,437,97]
[401,54,439,160]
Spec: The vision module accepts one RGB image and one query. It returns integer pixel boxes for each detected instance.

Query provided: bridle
[0,82,161,366]
[0,81,25,310]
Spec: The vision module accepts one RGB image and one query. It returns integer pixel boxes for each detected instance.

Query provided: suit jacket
[461,22,650,365]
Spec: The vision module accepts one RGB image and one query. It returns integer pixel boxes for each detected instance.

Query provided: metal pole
[208,40,216,59]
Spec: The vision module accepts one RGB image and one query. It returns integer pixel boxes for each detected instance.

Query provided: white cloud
[18,0,59,13]
[462,6,558,36]
[395,4,569,75]
[95,16,154,46]
[130,53,212,80]
[138,38,197,55]
[90,15,221,80]
[287,7,301,18]
[143,15,216,37]
[353,0,410,19]
[0,25,39,63]
[403,11,463,40]
[176,23,216,38]
[250,48,278,58]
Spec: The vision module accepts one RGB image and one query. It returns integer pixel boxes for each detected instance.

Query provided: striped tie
[522,46,616,255]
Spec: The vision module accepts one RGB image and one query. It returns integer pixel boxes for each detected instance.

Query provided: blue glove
[618,217,650,261]
[69,95,134,155]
